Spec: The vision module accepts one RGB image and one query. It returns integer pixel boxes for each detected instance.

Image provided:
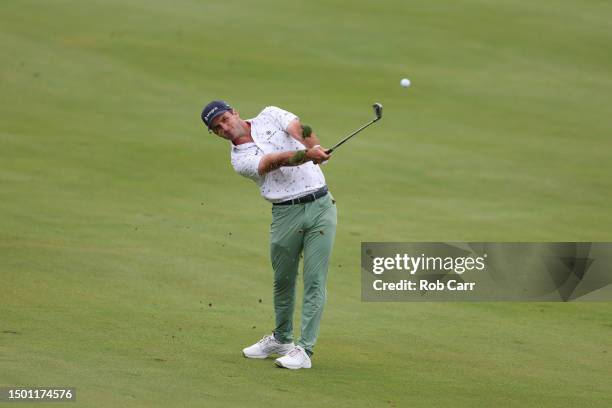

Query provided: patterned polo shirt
[230,106,326,203]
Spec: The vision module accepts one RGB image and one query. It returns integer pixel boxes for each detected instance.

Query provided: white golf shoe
[242,333,294,359]
[274,345,312,369]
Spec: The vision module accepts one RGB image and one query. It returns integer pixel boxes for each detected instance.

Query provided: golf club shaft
[326,118,379,154]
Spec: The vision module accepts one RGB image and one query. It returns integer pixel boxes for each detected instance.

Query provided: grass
[1,0,612,406]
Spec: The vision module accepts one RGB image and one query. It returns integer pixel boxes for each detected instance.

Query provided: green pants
[270,193,337,354]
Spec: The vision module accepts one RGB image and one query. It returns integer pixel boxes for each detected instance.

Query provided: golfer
[201,100,337,369]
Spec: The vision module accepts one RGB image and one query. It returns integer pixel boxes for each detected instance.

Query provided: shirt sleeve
[231,145,263,182]
[263,106,298,132]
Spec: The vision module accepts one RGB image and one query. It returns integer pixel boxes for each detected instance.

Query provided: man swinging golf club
[201,100,337,369]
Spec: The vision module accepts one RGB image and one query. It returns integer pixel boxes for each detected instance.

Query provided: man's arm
[286,119,322,149]
[257,146,329,176]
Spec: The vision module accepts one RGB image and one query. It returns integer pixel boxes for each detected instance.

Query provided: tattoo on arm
[288,149,307,165]
[302,125,312,138]
[260,149,310,175]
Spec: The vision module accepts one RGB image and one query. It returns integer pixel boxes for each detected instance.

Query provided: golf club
[325,103,383,154]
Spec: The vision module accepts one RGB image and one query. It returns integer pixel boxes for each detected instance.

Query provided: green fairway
[2,0,612,406]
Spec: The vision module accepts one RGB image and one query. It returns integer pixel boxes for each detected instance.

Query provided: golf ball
[400,78,411,88]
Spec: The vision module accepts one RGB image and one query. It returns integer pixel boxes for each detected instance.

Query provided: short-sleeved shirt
[230,106,326,203]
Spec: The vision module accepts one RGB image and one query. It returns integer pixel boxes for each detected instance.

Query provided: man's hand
[306,145,330,164]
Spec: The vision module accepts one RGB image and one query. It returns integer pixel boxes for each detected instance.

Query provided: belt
[273,186,328,206]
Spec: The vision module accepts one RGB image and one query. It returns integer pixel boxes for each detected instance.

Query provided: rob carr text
[373,279,476,291]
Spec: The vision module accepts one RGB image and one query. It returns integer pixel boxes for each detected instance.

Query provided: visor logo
[205,107,219,123]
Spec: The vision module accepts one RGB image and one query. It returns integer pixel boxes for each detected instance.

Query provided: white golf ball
[400,78,411,88]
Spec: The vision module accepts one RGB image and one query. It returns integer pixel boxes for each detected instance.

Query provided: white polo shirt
[230,106,326,203]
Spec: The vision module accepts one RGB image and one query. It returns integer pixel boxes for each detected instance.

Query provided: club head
[373,103,383,120]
